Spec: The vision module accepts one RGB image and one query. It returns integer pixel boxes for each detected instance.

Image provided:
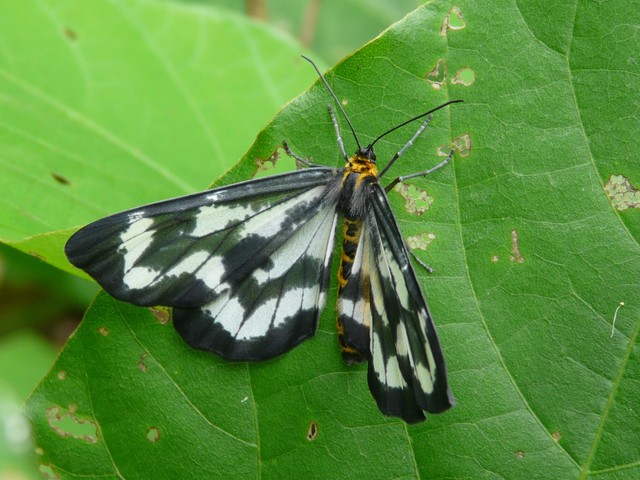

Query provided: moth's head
[356,145,377,163]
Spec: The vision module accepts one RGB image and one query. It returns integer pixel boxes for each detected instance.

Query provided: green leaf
[0,0,316,270]
[178,0,423,63]
[16,0,640,478]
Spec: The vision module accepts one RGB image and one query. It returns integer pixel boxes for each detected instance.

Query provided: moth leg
[282,140,327,169]
[408,249,433,273]
[384,149,455,192]
[378,115,433,179]
[328,104,349,161]
[282,140,313,169]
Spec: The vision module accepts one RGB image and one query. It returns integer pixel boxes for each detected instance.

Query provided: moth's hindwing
[66,168,342,360]
[339,182,454,423]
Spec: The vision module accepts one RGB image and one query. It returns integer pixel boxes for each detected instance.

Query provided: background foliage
[0,0,638,478]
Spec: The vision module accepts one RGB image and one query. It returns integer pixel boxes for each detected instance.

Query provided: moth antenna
[301,55,362,150]
[369,99,464,148]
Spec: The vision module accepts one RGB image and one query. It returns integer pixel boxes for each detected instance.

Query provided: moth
[65,57,460,423]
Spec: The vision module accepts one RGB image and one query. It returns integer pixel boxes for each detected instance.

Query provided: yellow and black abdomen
[336,154,378,363]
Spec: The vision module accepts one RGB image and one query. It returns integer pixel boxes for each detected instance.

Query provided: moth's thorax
[344,152,378,178]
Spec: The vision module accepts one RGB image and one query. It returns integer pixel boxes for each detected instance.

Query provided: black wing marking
[357,183,454,423]
[173,194,339,360]
[66,168,339,306]
[66,168,342,360]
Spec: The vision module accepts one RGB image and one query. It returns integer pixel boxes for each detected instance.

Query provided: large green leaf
[0,0,316,271]
[16,0,640,478]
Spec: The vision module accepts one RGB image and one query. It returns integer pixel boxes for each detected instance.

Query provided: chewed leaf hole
[255,148,281,174]
[426,59,446,90]
[394,183,433,215]
[150,306,171,324]
[146,427,160,442]
[440,6,466,35]
[604,175,640,210]
[510,229,525,263]
[451,67,476,86]
[406,232,436,251]
[438,133,472,158]
[39,464,60,480]
[46,405,98,444]
[306,421,318,441]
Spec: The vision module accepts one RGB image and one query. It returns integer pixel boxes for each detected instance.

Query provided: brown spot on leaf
[150,306,170,324]
[57,370,67,381]
[510,229,525,263]
[137,353,148,373]
[552,431,562,442]
[515,450,525,459]
[97,326,109,336]
[51,172,71,185]
[64,27,77,41]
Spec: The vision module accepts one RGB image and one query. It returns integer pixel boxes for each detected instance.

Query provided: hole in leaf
[604,175,640,210]
[426,59,446,90]
[440,6,467,36]
[491,255,499,263]
[437,133,472,158]
[255,148,281,174]
[451,67,476,86]
[515,450,525,459]
[46,405,98,444]
[452,133,472,157]
[394,183,433,215]
[57,371,67,380]
[39,464,60,480]
[406,232,436,251]
[306,421,318,441]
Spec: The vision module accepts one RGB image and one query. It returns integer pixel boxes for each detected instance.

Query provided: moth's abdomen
[336,217,368,363]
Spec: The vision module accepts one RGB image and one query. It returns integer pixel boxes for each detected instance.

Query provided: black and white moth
[65,57,460,423]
